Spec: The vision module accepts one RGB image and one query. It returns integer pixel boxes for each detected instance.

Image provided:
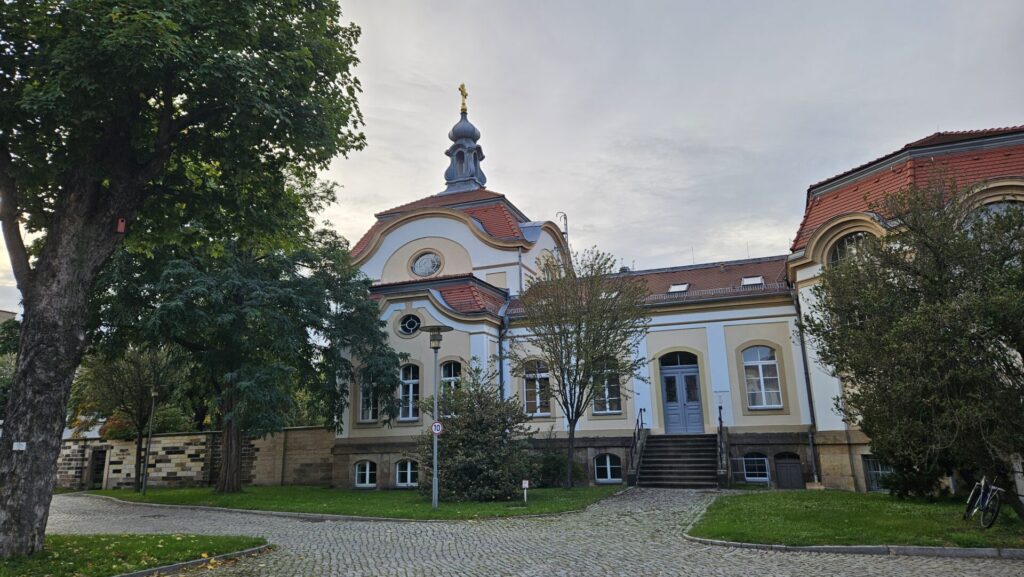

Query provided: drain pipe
[497,299,510,398]
[792,285,822,485]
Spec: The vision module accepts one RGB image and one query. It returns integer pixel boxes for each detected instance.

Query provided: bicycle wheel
[981,492,1002,528]
[964,484,981,520]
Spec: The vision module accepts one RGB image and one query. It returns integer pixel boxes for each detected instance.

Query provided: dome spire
[441,83,486,195]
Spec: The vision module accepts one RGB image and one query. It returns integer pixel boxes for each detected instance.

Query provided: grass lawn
[91,484,623,520]
[690,490,1024,549]
[0,534,266,577]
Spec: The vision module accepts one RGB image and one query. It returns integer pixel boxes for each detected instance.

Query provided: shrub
[416,362,534,502]
[533,451,585,488]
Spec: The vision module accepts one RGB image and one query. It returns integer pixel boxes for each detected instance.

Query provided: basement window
[741,276,764,286]
[668,283,690,293]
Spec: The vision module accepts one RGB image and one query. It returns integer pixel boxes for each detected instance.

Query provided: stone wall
[55,427,339,490]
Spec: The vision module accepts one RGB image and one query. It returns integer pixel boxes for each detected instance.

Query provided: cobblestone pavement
[48,489,1021,577]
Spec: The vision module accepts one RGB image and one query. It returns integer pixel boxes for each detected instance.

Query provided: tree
[416,362,534,502]
[0,1,365,555]
[69,347,191,490]
[97,228,402,493]
[802,180,1024,517]
[0,320,16,420]
[510,248,650,487]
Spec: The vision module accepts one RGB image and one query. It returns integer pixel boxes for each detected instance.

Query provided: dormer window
[668,283,689,293]
[741,276,764,286]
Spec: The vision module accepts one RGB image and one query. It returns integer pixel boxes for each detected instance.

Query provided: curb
[77,487,631,524]
[681,532,1024,560]
[112,543,273,577]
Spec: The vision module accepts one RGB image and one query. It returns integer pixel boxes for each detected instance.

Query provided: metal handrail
[627,407,647,483]
[717,405,729,487]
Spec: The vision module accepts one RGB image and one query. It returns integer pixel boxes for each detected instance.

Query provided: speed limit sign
[431,421,444,435]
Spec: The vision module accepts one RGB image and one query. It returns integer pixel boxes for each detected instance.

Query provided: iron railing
[717,405,729,487]
[626,407,647,485]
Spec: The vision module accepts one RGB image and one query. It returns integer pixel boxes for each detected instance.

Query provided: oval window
[398,314,421,336]
[411,252,442,277]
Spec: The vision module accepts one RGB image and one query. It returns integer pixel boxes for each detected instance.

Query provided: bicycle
[963,476,1005,529]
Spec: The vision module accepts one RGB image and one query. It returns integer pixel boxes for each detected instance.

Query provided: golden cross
[458,83,468,113]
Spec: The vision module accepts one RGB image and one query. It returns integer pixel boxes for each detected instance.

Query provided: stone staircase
[636,434,719,489]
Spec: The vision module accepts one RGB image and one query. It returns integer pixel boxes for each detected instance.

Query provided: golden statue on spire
[458,83,468,113]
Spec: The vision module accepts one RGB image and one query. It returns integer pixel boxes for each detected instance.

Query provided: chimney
[619,266,630,273]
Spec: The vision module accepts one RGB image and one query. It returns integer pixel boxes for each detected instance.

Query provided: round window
[398,314,421,335]
[411,252,442,277]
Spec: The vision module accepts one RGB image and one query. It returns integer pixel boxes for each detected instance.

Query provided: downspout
[497,299,510,398]
[792,284,822,485]
[517,247,524,294]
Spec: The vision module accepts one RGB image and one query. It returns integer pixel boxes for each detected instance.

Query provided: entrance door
[662,370,704,434]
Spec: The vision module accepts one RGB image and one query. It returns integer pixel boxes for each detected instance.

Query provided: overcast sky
[1,0,1023,313]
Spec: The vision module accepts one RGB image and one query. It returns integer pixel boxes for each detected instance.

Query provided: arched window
[441,360,462,394]
[354,461,377,488]
[742,346,782,409]
[827,232,868,266]
[659,351,698,367]
[592,358,622,414]
[594,453,622,483]
[743,452,769,483]
[399,364,420,421]
[523,360,551,416]
[395,460,418,488]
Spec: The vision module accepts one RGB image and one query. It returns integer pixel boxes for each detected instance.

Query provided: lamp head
[421,324,454,351]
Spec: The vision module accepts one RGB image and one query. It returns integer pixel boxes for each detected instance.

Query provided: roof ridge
[620,255,788,276]
[374,188,504,217]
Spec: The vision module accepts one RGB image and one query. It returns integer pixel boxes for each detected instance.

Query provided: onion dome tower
[441,84,487,194]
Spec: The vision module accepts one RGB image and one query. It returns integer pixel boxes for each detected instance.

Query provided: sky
[2,0,1024,312]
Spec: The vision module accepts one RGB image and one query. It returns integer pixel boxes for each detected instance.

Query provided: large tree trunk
[215,391,243,493]
[0,181,136,557]
[0,297,97,555]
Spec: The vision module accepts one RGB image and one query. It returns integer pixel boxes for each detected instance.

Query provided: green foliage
[417,362,534,502]
[99,406,192,441]
[0,354,13,418]
[879,465,945,499]
[532,452,585,488]
[0,321,19,356]
[689,490,1024,548]
[0,534,266,577]
[801,180,1024,499]
[91,485,621,521]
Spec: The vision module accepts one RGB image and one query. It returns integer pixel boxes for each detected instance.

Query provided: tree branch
[0,142,32,292]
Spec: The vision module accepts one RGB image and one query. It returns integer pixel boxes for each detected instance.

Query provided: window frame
[523,360,552,417]
[742,345,784,410]
[827,231,868,267]
[398,364,420,421]
[354,460,377,488]
[863,455,894,492]
[592,361,622,415]
[358,384,379,422]
[743,452,770,483]
[395,459,419,488]
[594,453,623,484]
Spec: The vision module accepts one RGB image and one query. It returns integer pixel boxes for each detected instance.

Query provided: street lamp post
[421,324,452,509]
[141,388,158,495]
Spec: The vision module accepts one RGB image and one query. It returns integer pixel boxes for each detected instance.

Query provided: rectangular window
[359,385,378,422]
[593,373,622,414]
[863,456,893,492]
[743,346,783,409]
[399,365,420,421]
[524,361,551,416]
[741,275,764,286]
[668,283,689,293]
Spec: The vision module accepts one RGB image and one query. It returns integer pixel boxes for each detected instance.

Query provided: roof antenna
[746,241,750,259]
[690,246,695,265]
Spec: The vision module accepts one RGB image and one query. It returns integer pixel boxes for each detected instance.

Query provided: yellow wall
[380,237,472,283]
[724,322,803,427]
[645,328,712,434]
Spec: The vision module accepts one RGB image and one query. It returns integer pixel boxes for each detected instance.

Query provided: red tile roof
[351,188,528,259]
[374,188,505,217]
[438,284,507,316]
[794,127,1024,251]
[506,256,790,316]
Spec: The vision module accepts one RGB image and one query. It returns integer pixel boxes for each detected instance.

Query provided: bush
[416,362,534,502]
[880,463,944,499]
[532,451,585,488]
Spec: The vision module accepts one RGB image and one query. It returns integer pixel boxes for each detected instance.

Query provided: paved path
[48,489,1021,576]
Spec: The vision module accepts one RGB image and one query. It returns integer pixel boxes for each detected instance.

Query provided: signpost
[522,479,529,504]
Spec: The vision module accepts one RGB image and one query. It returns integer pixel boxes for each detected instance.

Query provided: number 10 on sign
[431,421,444,435]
